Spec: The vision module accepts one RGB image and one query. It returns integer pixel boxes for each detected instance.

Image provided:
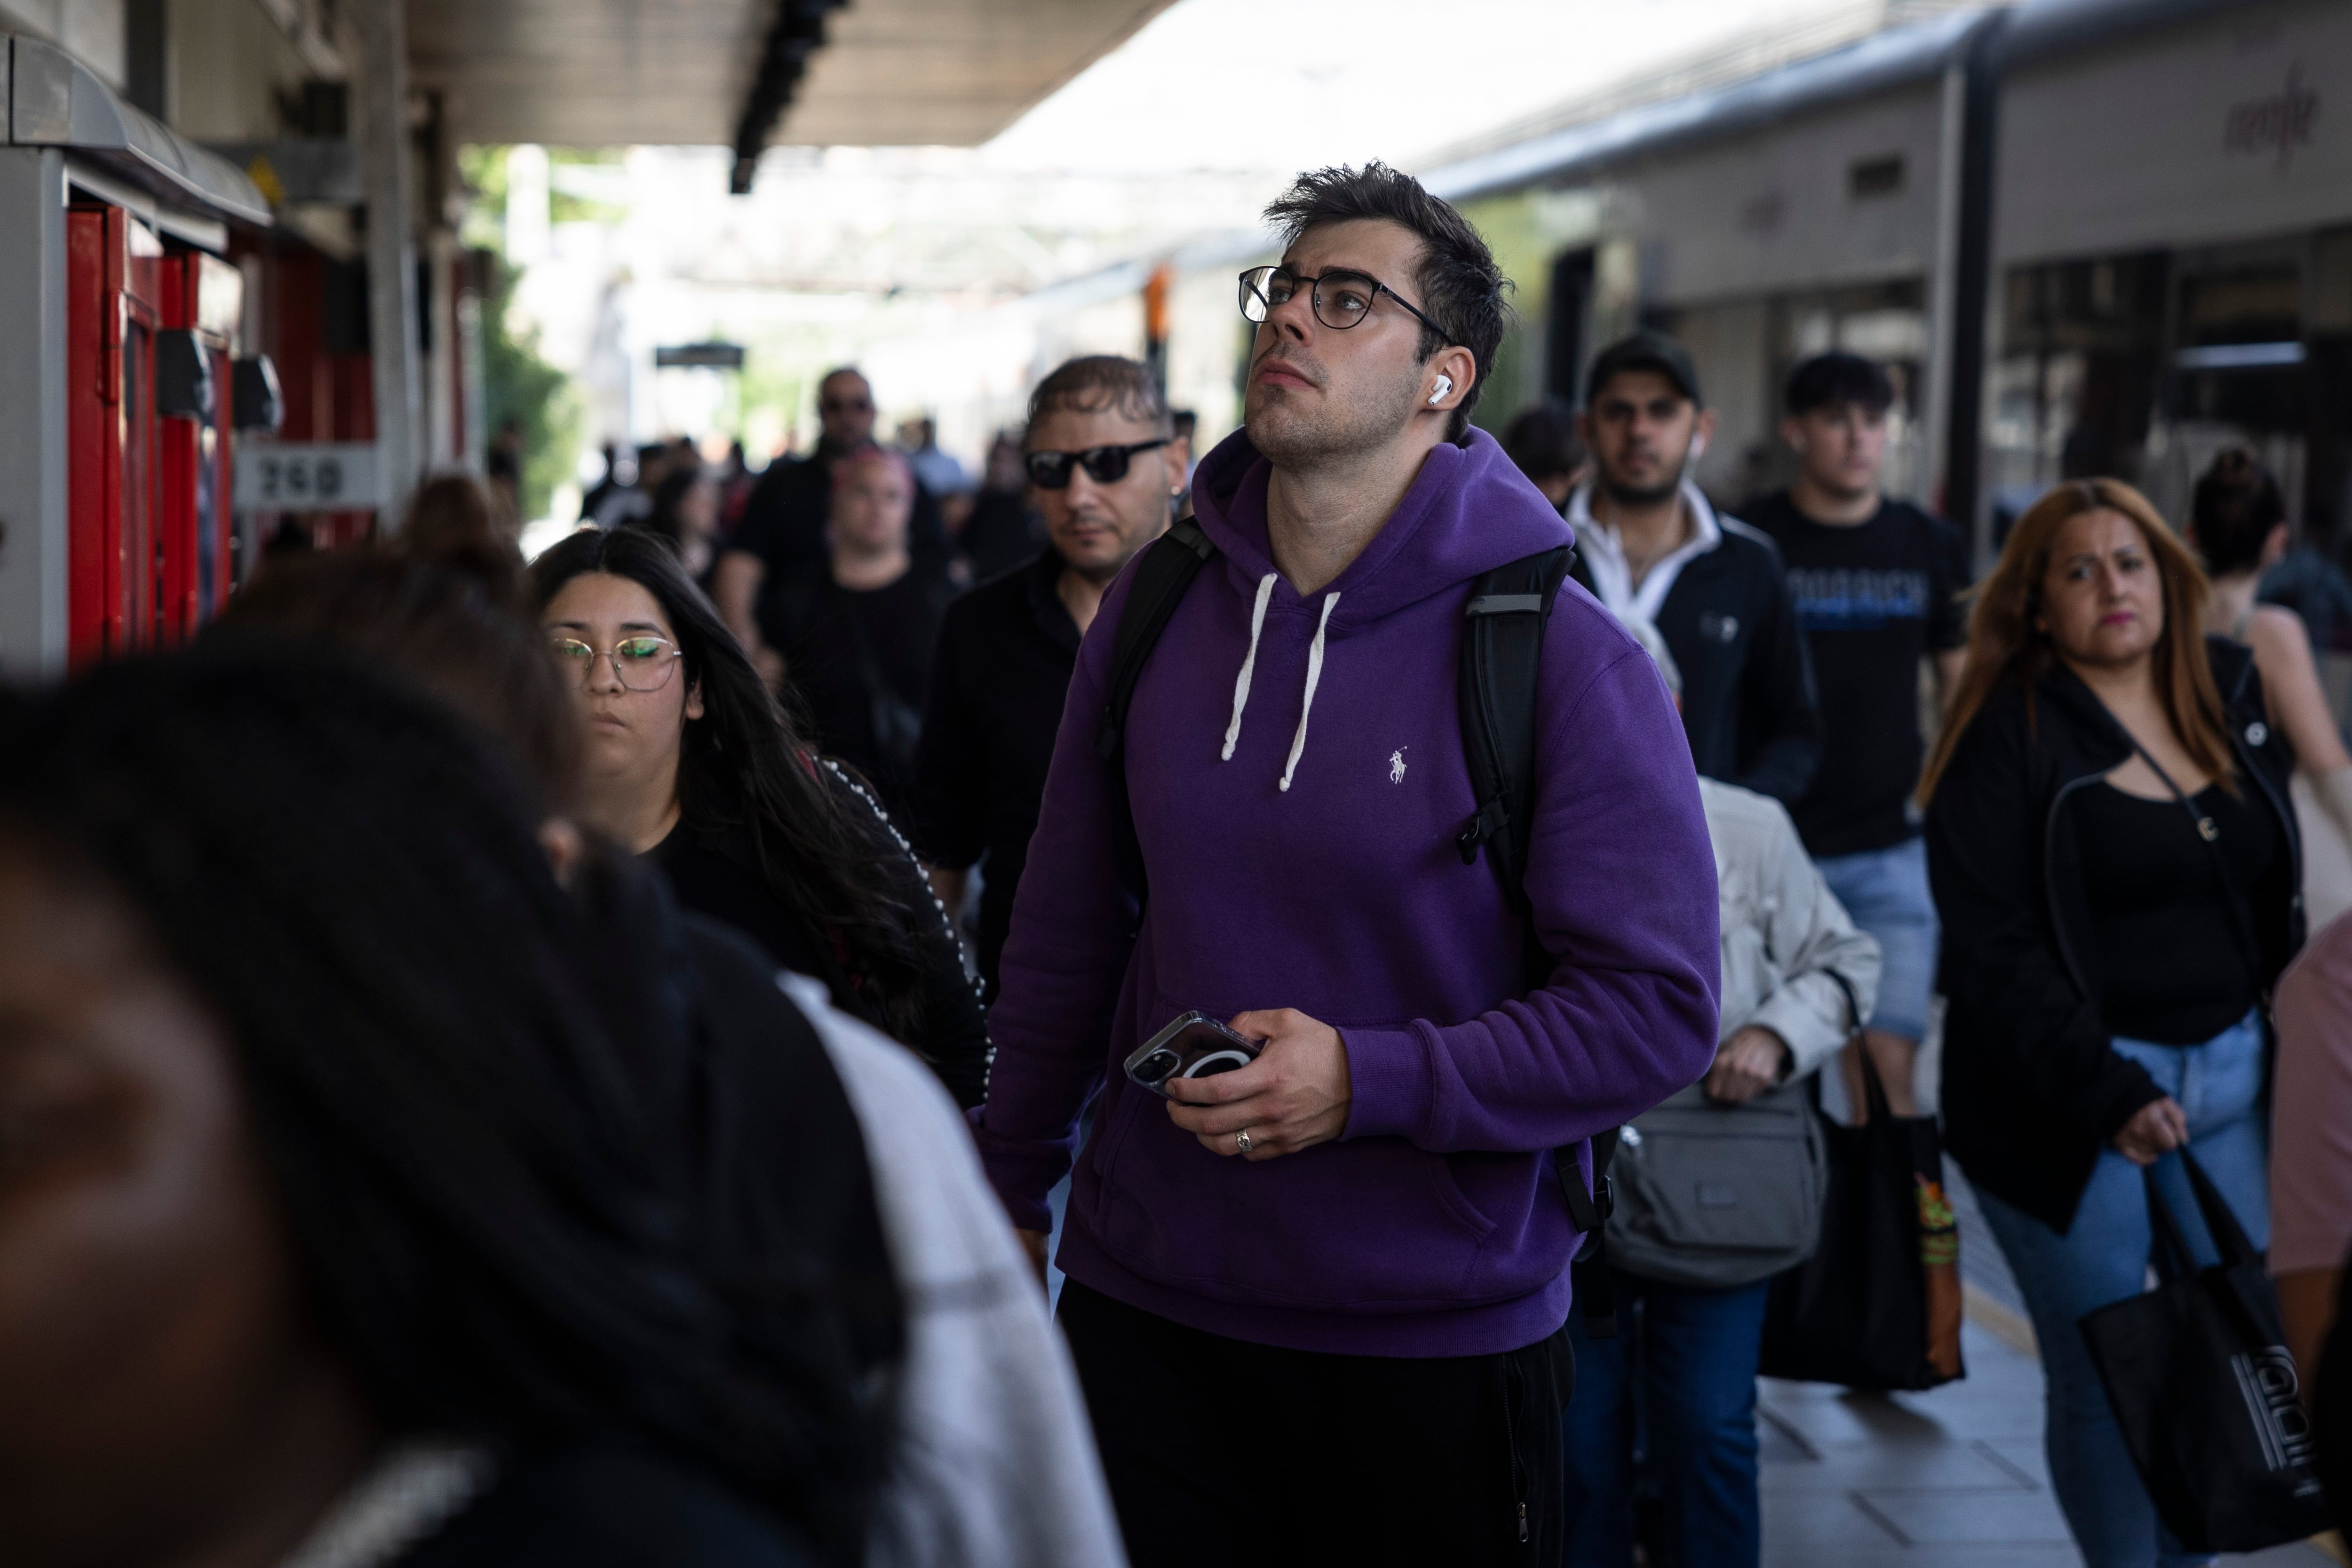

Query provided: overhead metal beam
[731,0,844,194]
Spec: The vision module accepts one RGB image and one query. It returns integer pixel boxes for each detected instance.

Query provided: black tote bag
[2079,1151,2328,1553]
[1757,1031,1964,1391]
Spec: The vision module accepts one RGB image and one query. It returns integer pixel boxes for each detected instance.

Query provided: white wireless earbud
[1690,432,1709,460]
[1429,374,1454,406]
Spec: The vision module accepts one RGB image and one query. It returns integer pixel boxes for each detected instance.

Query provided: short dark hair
[1026,355,1173,439]
[1784,351,1894,416]
[1262,163,1510,442]
[1502,399,1584,482]
[2192,447,2288,577]
[1586,331,1703,409]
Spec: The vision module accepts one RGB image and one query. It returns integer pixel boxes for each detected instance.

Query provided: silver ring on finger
[1234,1127,1254,1156]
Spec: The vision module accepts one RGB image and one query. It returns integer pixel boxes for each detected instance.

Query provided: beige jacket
[1703,778,1881,1079]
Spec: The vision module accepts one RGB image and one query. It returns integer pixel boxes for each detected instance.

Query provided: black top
[731,445,949,593]
[649,772,993,1109]
[763,568,956,822]
[1745,492,1971,856]
[401,1445,815,1568]
[1570,512,1823,803]
[2073,780,2278,1045]
[913,549,1084,1001]
[1925,639,2302,1232]
[959,490,1046,583]
[656,828,826,981]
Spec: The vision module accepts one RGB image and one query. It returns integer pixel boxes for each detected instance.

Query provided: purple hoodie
[974,425,1720,1357]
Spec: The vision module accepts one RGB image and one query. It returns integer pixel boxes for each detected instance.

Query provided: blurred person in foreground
[1922,478,2299,1568]
[973,162,1717,1565]
[745,446,953,822]
[216,536,1122,1566]
[0,649,890,1568]
[915,355,1187,1003]
[718,368,947,617]
[2272,910,2352,1405]
[531,524,987,1107]
[2186,447,2352,931]
[1567,332,1821,804]
[1501,397,1585,510]
[1745,352,1971,1118]
[1563,617,1880,1568]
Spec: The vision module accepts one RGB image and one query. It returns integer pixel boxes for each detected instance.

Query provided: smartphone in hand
[1123,1011,1264,1098]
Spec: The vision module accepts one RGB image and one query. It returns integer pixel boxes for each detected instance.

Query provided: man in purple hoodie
[973,165,1719,1564]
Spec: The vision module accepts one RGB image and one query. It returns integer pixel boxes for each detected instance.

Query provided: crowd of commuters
[13,157,2352,1568]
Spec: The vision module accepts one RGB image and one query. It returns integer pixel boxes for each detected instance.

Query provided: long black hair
[530,526,930,1041]
[0,649,886,1561]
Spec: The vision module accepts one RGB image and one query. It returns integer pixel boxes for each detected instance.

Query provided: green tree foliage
[479,255,579,523]
[460,144,608,520]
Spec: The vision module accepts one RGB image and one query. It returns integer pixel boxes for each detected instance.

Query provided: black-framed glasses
[549,634,683,692]
[1238,264,1447,339]
[1025,439,1170,490]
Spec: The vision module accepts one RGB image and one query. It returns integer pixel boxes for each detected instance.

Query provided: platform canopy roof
[406,0,1177,151]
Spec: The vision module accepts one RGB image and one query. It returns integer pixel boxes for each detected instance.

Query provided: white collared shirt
[1567,478,1724,627]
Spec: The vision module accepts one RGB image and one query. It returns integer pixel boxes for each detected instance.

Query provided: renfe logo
[2225,63,2320,169]
[2232,1346,2317,1476]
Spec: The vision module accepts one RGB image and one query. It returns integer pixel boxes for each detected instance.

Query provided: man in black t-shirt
[1747,351,1970,1117]
[762,444,952,822]
[716,367,947,680]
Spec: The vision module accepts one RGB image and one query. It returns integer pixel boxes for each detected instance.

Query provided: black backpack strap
[1455,544,1577,904]
[1560,1128,1622,1339]
[1095,519,1219,916]
[1455,543,1608,1329]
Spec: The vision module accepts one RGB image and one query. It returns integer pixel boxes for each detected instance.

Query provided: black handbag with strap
[2080,1150,2328,1552]
[1757,971,1964,1390]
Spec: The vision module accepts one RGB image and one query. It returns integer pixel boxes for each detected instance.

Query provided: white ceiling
[405,0,1177,149]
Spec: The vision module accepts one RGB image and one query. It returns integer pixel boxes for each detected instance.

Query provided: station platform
[1757,1167,2337,1567]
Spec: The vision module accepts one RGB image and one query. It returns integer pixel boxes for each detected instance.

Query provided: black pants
[1057,1280,1573,1567]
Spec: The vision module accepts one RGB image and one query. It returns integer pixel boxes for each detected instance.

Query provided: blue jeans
[1560,1272,1771,1568]
[1816,836,1939,1045]
[1974,1013,2270,1568]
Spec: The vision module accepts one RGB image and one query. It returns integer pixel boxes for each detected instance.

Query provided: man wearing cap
[1568,333,1820,803]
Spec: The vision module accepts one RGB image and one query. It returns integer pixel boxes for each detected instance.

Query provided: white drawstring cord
[1279,593,1340,793]
[1222,573,1278,761]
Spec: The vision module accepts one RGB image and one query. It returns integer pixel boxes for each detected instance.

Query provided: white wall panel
[1996,0,2352,263]
[1597,82,1945,307]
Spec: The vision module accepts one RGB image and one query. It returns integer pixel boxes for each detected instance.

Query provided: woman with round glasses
[533,525,990,1107]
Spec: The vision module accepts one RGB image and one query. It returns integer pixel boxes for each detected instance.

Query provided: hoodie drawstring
[1279,592,1340,793]
[1219,578,1340,791]
[1222,573,1278,761]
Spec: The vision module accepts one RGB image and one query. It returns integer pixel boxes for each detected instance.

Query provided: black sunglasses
[1025,438,1170,490]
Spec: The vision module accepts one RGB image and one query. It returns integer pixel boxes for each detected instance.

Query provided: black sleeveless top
[2072,778,2279,1045]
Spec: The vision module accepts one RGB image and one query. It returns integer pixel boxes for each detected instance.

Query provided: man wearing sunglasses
[717,366,947,661]
[971,165,1717,1566]
[914,356,1187,1004]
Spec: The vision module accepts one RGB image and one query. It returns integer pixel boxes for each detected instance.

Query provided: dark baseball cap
[1584,331,1703,409]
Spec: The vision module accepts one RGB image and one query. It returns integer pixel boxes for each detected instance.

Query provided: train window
[1847,154,1905,202]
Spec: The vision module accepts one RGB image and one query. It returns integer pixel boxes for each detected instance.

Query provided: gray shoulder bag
[1605,985,1851,1290]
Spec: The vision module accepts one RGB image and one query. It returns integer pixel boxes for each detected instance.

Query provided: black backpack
[1093,518,1625,1329]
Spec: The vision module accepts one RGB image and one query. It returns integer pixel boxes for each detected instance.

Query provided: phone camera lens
[1135,1050,1179,1083]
